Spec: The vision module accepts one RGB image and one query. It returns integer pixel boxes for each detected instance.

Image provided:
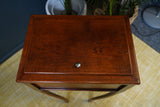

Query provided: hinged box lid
[17,15,140,84]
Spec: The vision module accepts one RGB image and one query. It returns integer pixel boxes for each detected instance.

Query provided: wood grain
[16,15,140,90]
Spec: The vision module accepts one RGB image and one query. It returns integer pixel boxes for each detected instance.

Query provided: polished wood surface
[16,15,140,90]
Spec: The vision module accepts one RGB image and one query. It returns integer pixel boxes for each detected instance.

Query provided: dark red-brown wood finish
[16,15,140,91]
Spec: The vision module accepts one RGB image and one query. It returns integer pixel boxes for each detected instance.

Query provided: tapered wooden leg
[87,85,127,102]
[25,83,69,103]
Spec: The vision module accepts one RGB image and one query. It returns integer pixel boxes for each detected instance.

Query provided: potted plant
[86,0,157,24]
[45,0,87,15]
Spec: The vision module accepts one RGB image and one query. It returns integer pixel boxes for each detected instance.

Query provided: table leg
[87,85,127,102]
[25,83,69,103]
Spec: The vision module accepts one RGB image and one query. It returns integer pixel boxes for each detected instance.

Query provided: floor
[0,35,160,107]
[131,4,160,53]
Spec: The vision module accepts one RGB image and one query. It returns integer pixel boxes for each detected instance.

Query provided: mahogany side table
[16,15,140,102]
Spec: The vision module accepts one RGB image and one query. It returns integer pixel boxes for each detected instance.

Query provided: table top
[16,15,140,84]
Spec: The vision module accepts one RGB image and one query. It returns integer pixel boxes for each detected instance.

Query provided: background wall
[0,0,46,64]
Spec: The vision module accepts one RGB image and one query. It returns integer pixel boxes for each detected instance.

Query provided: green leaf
[109,0,116,15]
[65,0,72,15]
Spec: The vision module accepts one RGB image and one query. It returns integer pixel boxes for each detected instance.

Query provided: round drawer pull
[75,62,81,68]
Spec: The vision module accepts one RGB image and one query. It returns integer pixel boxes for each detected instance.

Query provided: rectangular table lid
[17,15,140,84]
